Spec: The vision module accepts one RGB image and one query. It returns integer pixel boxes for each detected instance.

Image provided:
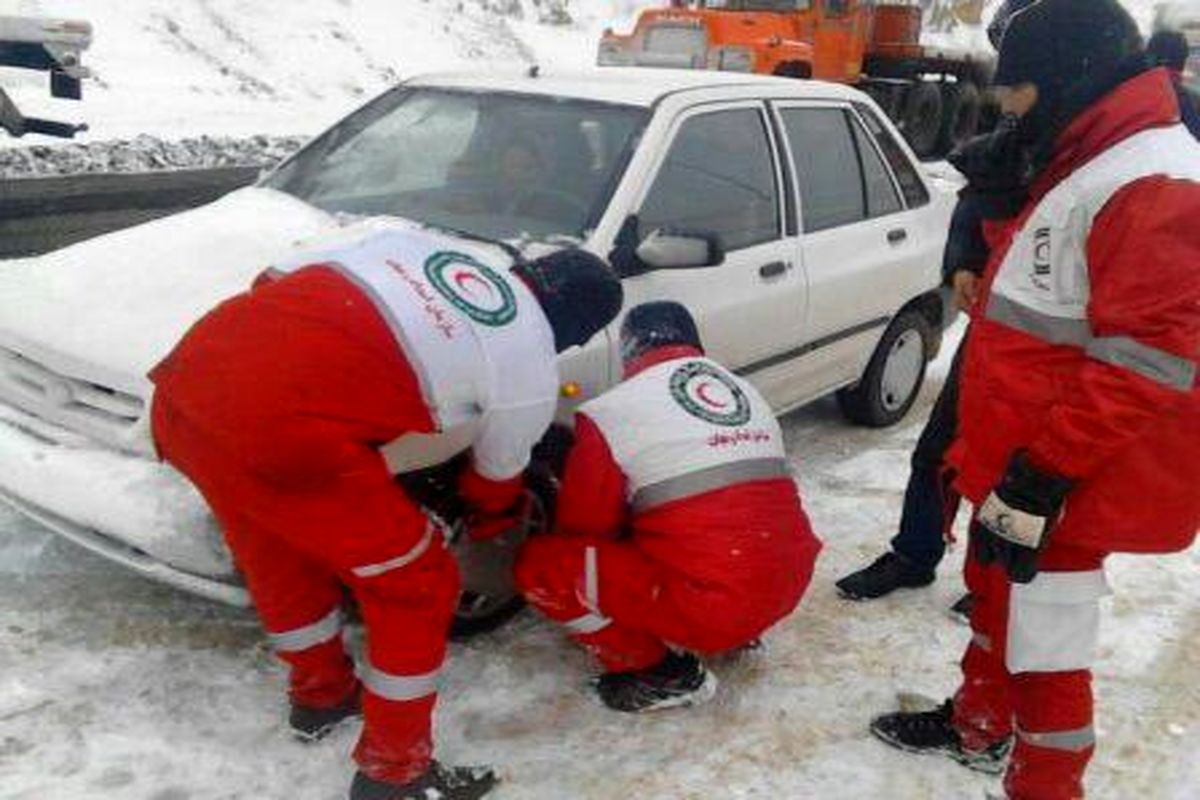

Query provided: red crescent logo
[453,270,492,297]
[695,381,729,409]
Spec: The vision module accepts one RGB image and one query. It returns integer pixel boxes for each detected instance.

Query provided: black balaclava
[993,0,1145,154]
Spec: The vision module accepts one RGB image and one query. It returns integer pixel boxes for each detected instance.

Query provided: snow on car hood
[0,187,342,399]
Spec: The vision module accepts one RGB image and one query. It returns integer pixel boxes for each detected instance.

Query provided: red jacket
[948,69,1200,554]
[151,265,521,512]
[555,349,821,642]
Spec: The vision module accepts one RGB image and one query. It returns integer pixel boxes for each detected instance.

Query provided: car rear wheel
[838,310,933,428]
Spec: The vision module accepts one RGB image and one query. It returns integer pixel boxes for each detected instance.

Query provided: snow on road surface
[2,325,1197,800]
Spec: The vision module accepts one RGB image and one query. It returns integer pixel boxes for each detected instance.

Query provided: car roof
[407,67,864,108]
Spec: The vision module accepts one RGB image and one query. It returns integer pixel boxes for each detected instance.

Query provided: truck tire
[900,82,943,160]
[938,81,982,154]
[837,310,933,428]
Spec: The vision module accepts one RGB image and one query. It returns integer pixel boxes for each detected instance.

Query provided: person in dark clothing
[835,198,983,601]
[835,1,1038,603]
[1147,29,1200,139]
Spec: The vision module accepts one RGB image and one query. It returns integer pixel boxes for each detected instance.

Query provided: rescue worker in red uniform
[871,2,1200,798]
[149,224,622,800]
[515,302,822,712]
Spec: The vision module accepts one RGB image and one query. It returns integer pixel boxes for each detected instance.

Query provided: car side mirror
[635,228,724,270]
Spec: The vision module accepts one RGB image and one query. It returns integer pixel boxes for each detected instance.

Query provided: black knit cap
[512,249,623,353]
[993,0,1143,99]
[619,301,703,364]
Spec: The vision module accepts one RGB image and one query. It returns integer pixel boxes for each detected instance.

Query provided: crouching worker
[149,226,622,800]
[516,302,822,713]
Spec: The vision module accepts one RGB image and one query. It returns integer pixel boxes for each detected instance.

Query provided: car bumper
[0,402,249,606]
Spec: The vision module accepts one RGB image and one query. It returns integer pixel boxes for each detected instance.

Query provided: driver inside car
[149,226,621,800]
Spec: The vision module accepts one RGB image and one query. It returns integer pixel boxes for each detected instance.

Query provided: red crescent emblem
[453,270,492,297]
[695,381,729,409]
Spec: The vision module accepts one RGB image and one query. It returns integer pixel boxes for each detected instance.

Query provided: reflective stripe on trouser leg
[583,545,600,612]
[266,606,343,653]
[1017,724,1095,753]
[359,660,441,702]
[350,521,437,579]
[1006,569,1109,674]
[562,611,612,635]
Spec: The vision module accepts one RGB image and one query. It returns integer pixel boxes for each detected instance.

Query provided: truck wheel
[837,310,933,428]
[938,81,982,153]
[900,82,943,160]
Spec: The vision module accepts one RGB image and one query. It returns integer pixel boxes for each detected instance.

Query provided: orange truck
[598,0,994,158]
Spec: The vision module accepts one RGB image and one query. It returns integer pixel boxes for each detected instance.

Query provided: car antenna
[528,64,540,79]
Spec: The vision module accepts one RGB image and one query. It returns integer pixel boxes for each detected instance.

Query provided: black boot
[836,552,935,600]
[289,691,361,743]
[349,762,497,800]
[870,700,1012,775]
[595,651,716,713]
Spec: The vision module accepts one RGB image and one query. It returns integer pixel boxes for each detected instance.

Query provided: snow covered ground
[2,326,1197,800]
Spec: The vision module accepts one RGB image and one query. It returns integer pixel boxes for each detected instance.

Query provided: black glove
[974,451,1075,583]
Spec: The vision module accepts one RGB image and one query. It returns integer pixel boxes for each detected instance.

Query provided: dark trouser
[888,341,964,572]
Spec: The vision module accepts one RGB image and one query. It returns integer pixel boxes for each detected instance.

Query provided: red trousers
[515,531,815,673]
[954,525,1108,800]
[149,268,459,784]
[154,399,458,783]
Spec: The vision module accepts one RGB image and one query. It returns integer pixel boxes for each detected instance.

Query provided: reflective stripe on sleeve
[562,612,612,635]
[350,521,437,579]
[632,457,792,512]
[1017,724,1095,753]
[359,661,441,702]
[267,607,342,653]
[1086,335,1197,391]
[583,546,600,612]
[986,293,1092,347]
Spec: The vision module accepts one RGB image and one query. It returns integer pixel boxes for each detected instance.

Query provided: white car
[0,68,954,612]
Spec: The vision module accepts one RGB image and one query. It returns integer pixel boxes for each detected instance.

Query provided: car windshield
[265,87,648,243]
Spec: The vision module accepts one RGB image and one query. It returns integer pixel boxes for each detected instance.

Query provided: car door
[771,100,923,397]
[615,101,808,407]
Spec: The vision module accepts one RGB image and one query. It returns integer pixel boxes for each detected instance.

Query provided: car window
[779,107,865,232]
[854,102,931,208]
[639,108,780,253]
[851,117,904,217]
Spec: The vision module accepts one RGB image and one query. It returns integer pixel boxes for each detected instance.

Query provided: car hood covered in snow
[0,187,340,403]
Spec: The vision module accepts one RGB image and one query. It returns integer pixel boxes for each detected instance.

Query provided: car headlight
[712,46,754,73]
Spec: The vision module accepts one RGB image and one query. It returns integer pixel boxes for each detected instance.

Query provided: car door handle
[759,261,788,279]
[887,228,908,245]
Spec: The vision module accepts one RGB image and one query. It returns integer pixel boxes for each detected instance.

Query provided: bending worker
[149,224,622,800]
[516,302,822,712]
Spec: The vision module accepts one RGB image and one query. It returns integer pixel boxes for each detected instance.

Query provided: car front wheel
[837,310,933,428]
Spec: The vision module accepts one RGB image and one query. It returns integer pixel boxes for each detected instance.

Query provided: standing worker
[516,302,821,712]
[870,2,1200,798]
[150,225,622,800]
